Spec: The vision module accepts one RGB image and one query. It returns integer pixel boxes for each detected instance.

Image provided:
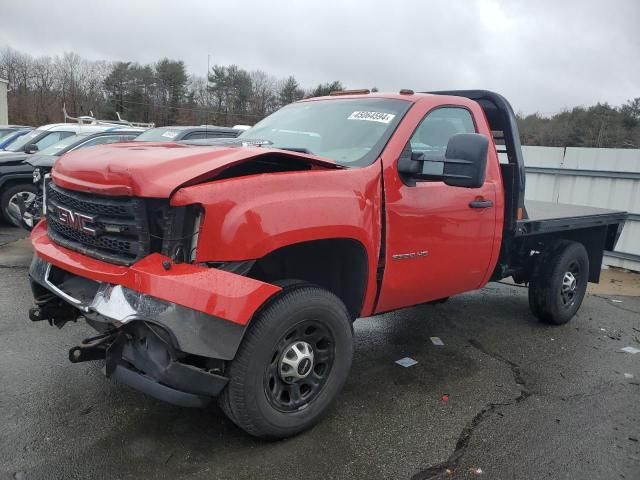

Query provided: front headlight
[32,168,41,184]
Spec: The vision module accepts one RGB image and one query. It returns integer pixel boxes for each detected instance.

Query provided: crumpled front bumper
[28,221,282,407]
[29,255,250,360]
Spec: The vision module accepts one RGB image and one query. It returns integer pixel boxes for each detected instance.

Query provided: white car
[0,122,134,156]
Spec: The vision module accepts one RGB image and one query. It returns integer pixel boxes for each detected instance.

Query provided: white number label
[348,111,396,124]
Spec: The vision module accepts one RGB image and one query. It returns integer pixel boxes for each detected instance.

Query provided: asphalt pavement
[0,225,638,480]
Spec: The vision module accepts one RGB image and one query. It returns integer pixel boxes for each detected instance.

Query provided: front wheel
[528,240,589,325]
[219,283,353,439]
[1,183,38,227]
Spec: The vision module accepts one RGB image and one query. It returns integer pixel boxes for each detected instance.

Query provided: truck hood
[52,142,341,197]
[0,152,29,165]
[25,153,58,169]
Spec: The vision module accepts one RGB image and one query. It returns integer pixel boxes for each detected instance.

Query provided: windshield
[134,128,183,142]
[238,98,411,167]
[38,134,89,156]
[0,129,15,141]
[6,129,42,151]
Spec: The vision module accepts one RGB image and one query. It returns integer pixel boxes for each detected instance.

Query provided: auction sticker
[161,130,178,138]
[348,111,396,124]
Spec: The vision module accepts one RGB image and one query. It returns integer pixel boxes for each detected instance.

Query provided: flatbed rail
[516,200,627,236]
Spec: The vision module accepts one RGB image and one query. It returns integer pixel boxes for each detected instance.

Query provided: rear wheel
[528,240,589,325]
[219,282,353,439]
[1,183,37,227]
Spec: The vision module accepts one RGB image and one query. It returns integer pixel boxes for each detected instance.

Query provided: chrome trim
[391,251,428,261]
[43,263,90,312]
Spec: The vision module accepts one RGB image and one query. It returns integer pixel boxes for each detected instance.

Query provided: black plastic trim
[111,365,212,408]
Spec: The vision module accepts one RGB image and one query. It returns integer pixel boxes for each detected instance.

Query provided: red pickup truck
[29,90,626,438]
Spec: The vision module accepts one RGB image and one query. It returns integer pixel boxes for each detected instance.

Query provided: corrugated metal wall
[522,146,640,271]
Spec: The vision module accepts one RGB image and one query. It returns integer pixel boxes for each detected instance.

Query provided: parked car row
[0,112,244,228]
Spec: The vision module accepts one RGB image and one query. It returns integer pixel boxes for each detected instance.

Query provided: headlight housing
[159,205,203,263]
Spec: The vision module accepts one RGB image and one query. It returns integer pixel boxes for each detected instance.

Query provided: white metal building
[522,146,640,271]
[0,78,8,124]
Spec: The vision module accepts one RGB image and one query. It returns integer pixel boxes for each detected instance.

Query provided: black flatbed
[516,200,627,236]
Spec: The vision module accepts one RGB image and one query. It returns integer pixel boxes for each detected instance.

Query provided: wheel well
[247,239,368,319]
[0,178,34,194]
[512,226,609,283]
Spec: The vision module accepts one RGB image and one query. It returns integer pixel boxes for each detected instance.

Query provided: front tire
[528,240,589,325]
[219,283,353,439]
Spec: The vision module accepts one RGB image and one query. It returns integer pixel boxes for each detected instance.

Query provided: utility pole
[207,54,211,127]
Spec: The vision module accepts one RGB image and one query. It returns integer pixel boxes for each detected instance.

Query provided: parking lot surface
[0,226,638,480]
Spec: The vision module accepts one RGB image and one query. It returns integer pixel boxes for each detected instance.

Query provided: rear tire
[528,240,589,325]
[219,283,353,439]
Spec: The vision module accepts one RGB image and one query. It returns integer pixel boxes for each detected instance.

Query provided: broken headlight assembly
[158,205,203,263]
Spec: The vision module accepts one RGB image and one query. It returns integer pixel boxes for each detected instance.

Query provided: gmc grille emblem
[54,206,96,236]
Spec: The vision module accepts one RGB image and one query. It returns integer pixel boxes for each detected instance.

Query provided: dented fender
[171,162,384,316]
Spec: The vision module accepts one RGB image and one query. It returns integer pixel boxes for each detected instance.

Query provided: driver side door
[375,105,498,313]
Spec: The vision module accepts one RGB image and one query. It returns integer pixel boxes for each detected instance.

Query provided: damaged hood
[52,142,341,197]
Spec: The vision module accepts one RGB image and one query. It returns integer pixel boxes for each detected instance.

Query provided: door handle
[469,199,493,209]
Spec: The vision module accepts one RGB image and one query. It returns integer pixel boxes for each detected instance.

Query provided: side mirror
[24,143,39,154]
[398,133,489,188]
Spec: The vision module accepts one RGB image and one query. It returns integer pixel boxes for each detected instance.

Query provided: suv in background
[1,129,142,226]
[133,125,241,142]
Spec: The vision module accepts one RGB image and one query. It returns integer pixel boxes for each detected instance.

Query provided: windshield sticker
[348,111,396,124]
[161,130,178,138]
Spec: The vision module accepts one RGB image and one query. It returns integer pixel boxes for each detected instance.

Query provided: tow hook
[69,331,118,363]
[29,302,79,328]
[28,306,45,322]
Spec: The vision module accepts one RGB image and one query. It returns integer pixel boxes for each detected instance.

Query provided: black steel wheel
[219,282,353,439]
[560,260,581,308]
[264,319,335,412]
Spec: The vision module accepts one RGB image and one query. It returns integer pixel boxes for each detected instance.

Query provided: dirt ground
[588,267,640,297]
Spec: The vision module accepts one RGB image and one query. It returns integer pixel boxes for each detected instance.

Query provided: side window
[184,132,206,140]
[77,136,122,149]
[35,131,74,150]
[409,107,476,176]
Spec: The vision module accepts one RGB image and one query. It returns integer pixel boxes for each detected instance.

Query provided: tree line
[518,99,640,148]
[1,46,638,148]
[0,47,344,128]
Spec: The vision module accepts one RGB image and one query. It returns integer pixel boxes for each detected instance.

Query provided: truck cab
[28,90,626,439]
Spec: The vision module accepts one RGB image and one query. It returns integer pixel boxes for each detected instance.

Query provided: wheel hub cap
[279,341,314,384]
[561,271,578,305]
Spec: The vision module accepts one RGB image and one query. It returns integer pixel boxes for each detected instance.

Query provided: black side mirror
[24,143,39,154]
[398,133,489,188]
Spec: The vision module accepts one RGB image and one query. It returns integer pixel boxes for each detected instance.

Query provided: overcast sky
[1,0,638,114]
